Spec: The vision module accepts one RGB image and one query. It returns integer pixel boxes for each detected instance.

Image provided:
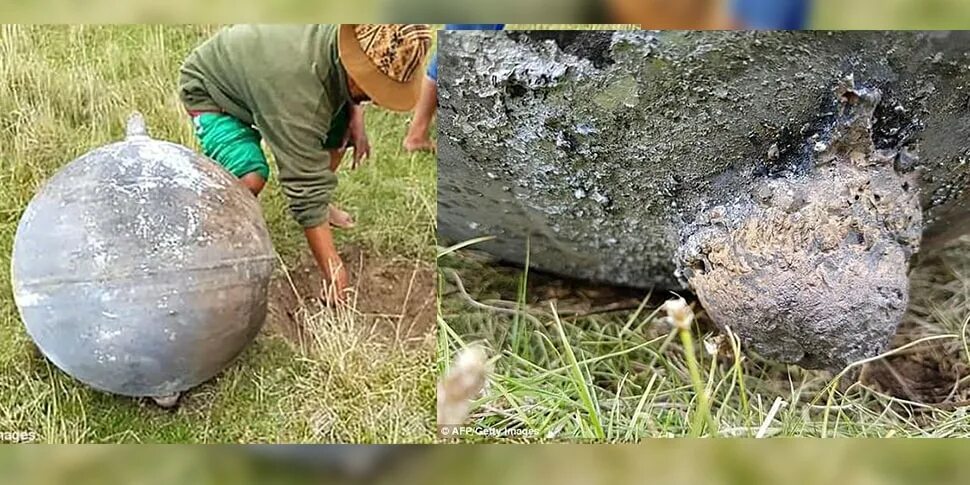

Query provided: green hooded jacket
[179,24,351,228]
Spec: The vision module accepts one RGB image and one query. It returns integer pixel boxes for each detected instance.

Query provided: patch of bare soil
[860,245,970,408]
[861,331,970,408]
[440,262,667,328]
[521,272,648,316]
[266,245,435,348]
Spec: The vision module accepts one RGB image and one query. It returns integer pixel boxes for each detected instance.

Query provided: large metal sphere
[10,113,275,398]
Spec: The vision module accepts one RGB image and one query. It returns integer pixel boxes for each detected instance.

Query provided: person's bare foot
[329,205,355,229]
[403,136,436,153]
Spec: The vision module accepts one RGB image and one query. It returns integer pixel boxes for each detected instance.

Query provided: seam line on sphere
[13,256,276,287]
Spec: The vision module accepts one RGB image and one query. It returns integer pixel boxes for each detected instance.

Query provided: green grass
[812,0,970,28]
[0,25,435,443]
[438,236,970,440]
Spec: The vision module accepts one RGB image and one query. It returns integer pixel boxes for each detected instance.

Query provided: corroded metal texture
[438,31,970,370]
[11,113,275,397]
[677,81,921,369]
[438,30,970,288]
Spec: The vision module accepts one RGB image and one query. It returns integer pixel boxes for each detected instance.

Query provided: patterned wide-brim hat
[339,24,432,112]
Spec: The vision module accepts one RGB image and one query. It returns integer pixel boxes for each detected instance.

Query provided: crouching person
[178,24,431,302]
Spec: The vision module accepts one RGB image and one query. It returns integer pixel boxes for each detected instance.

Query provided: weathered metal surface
[437,31,970,369]
[11,113,275,397]
[676,81,921,369]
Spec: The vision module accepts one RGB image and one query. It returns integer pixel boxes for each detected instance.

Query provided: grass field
[0,25,436,443]
[439,240,970,440]
[436,24,970,441]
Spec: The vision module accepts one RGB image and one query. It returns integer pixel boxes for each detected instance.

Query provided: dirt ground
[442,252,648,317]
[266,246,435,348]
[862,332,970,407]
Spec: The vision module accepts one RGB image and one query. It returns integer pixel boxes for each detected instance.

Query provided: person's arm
[341,103,370,170]
[305,223,349,301]
[257,111,349,300]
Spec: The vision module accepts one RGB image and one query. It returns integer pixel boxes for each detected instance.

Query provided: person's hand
[333,262,350,300]
[342,105,370,169]
[304,224,351,306]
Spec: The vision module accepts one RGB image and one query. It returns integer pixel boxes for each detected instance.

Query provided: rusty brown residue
[677,77,923,370]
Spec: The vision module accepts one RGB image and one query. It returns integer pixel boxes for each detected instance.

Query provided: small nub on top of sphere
[125,112,150,140]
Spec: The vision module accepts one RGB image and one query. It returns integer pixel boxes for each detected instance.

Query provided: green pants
[192,106,351,181]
